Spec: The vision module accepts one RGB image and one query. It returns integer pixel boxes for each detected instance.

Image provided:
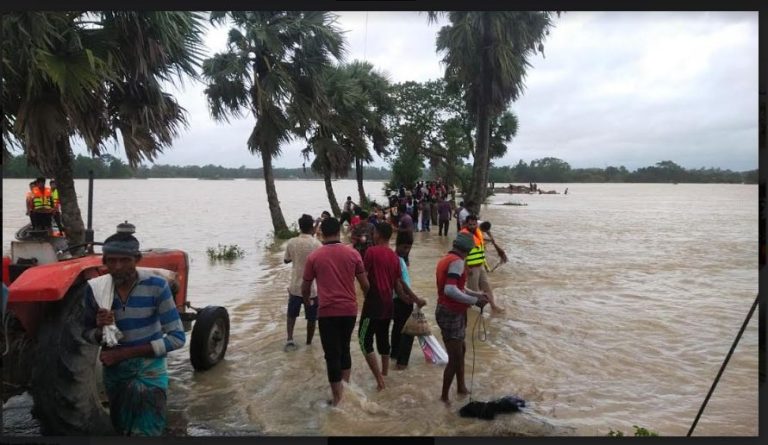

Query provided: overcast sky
[75,11,758,171]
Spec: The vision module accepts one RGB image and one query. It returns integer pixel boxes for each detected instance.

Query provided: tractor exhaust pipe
[85,170,94,253]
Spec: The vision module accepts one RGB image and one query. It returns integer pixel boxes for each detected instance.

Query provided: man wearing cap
[82,232,185,436]
[435,232,489,404]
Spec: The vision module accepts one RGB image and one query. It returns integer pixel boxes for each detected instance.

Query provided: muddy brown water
[2,179,758,436]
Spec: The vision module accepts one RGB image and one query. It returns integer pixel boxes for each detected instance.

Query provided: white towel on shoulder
[87,274,123,347]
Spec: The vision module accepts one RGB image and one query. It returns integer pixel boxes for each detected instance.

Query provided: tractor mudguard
[7,255,103,303]
[6,249,189,334]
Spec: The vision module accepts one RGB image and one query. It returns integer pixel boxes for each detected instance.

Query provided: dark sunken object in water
[459,395,526,420]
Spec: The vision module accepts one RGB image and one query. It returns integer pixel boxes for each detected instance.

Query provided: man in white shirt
[458,200,473,228]
[283,214,322,351]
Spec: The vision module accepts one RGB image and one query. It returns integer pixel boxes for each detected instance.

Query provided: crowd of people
[29,174,510,435]
[283,184,510,406]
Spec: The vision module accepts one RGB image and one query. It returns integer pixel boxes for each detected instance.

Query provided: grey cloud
[501,11,757,171]
[69,11,756,172]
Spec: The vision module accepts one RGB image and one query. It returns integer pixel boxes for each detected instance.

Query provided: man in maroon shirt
[358,222,407,390]
[303,217,370,406]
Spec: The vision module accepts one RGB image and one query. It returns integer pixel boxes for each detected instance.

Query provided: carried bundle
[402,307,431,336]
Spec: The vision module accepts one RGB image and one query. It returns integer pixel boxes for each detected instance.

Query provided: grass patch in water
[274,225,300,240]
[607,425,659,436]
[206,244,245,261]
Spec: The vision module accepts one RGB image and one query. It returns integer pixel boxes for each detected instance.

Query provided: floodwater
[2,178,758,436]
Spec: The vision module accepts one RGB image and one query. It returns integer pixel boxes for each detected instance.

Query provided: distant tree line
[3,153,756,184]
[486,158,757,184]
[1,153,392,180]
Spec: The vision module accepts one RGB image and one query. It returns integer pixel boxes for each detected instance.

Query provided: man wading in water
[283,214,322,351]
[358,222,407,390]
[302,217,369,406]
[82,232,185,435]
[435,232,489,404]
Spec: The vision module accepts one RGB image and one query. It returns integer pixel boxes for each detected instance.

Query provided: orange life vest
[460,227,485,267]
[32,186,53,212]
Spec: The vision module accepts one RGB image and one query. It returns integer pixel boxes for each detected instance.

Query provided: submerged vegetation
[206,244,245,261]
[607,425,659,436]
[274,225,300,241]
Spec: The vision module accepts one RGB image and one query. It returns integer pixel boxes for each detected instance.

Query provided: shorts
[435,304,467,341]
[466,265,490,293]
[287,294,318,321]
[358,317,392,355]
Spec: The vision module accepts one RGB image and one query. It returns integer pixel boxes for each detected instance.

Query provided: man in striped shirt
[83,232,185,436]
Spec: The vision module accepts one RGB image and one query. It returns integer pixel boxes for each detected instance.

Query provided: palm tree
[2,12,205,247]
[202,12,344,236]
[301,64,363,216]
[429,11,555,213]
[302,136,352,217]
[342,61,393,207]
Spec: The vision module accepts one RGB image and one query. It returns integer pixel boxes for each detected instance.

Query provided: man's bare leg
[381,354,390,376]
[285,316,298,351]
[457,340,470,395]
[481,272,505,313]
[363,352,386,390]
[341,368,351,383]
[441,339,462,403]
[330,381,344,406]
[287,316,296,341]
[306,320,316,345]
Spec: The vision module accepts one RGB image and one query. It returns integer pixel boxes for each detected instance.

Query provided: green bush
[608,425,659,437]
[206,244,245,261]
[274,225,300,240]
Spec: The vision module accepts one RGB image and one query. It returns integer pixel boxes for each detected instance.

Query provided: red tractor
[1,174,230,435]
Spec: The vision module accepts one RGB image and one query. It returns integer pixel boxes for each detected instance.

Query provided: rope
[468,305,488,402]
[687,293,759,436]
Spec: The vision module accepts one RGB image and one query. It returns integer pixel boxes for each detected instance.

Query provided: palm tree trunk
[324,169,341,217]
[468,12,494,215]
[53,142,86,247]
[473,111,491,213]
[355,158,367,207]
[261,148,288,235]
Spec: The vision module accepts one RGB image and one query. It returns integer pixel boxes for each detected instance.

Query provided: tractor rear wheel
[30,281,113,435]
[190,306,229,371]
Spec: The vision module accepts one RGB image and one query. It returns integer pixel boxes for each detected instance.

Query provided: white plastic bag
[418,334,449,365]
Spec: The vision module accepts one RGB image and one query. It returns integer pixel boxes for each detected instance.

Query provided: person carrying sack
[389,230,427,371]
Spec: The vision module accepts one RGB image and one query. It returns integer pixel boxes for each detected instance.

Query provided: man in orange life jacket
[435,232,489,404]
[29,177,54,231]
[461,214,505,312]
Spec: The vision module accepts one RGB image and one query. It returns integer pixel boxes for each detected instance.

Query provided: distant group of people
[24,176,64,234]
[387,179,456,236]
[282,191,510,406]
